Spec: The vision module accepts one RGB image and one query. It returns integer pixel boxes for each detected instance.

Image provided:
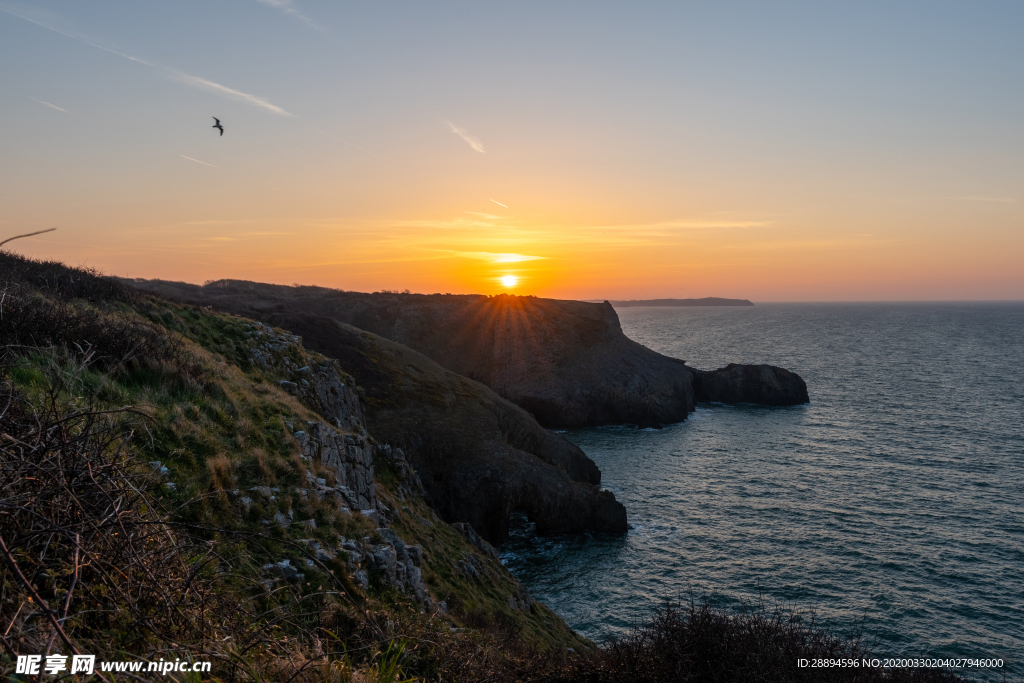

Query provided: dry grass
[548,598,973,683]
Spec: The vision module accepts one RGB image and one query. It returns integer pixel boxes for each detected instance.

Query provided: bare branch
[0,227,57,248]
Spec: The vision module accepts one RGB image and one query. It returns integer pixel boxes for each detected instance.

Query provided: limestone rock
[263,559,298,580]
[692,363,809,406]
[250,486,274,499]
[452,523,498,560]
[294,422,375,510]
[360,528,432,605]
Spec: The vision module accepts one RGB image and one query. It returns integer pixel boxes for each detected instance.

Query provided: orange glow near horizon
[8,196,1024,301]
[4,105,1023,302]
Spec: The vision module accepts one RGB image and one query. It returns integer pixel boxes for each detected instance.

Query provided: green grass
[3,287,584,657]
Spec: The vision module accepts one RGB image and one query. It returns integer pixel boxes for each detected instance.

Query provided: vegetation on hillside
[1,252,974,682]
[0,252,583,681]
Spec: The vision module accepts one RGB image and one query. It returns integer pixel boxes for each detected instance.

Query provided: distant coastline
[599,297,754,307]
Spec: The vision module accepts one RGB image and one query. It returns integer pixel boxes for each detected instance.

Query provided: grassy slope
[1,257,586,681]
[141,299,585,651]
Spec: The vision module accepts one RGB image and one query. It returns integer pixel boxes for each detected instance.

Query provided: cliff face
[262,312,625,545]
[231,307,622,545]
[129,280,809,428]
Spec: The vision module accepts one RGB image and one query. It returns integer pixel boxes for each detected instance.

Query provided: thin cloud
[200,233,294,240]
[447,121,485,153]
[2,6,291,116]
[171,73,291,116]
[663,220,772,229]
[490,199,508,209]
[180,155,222,169]
[0,7,156,65]
[437,251,548,264]
[954,196,1016,204]
[392,215,508,230]
[181,220,253,225]
[395,215,772,235]
[253,0,321,30]
[29,97,71,113]
[322,213,780,260]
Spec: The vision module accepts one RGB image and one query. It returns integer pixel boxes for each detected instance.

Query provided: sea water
[501,303,1023,675]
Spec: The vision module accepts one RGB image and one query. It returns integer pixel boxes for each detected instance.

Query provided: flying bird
[212,117,224,136]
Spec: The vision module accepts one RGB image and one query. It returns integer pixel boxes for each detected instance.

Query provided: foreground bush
[555,599,968,683]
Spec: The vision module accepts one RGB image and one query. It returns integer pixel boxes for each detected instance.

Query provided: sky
[1,1,1022,301]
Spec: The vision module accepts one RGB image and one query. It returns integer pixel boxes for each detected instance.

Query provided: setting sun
[500,275,519,289]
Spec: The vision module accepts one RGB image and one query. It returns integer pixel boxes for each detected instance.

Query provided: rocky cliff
[218,305,624,545]
[265,314,627,545]
[129,280,809,427]
[692,363,809,406]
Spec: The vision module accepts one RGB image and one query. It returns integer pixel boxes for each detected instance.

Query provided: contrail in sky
[29,97,71,113]
[955,196,1016,203]
[170,74,291,115]
[253,0,322,31]
[490,199,508,209]
[1,6,291,116]
[446,121,486,153]
[180,155,222,169]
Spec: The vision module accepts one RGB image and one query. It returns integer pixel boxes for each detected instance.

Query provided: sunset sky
[2,1,1022,300]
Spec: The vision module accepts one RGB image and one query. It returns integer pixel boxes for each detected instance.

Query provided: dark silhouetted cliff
[258,313,627,544]
[128,280,808,428]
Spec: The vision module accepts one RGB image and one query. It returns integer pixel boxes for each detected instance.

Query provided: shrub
[553,598,968,683]
[0,250,132,303]
[0,359,242,658]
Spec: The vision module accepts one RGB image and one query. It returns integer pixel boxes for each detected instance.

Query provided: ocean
[500,303,1023,676]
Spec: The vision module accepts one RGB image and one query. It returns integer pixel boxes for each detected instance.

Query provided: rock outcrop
[128,280,809,428]
[262,530,433,608]
[294,422,376,510]
[692,363,809,406]
[248,321,366,433]
[364,527,429,604]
